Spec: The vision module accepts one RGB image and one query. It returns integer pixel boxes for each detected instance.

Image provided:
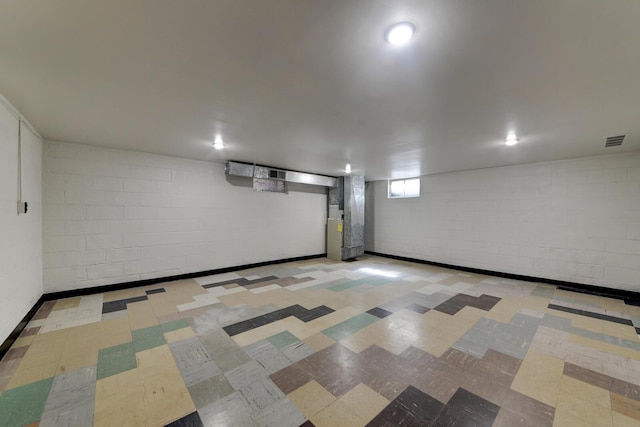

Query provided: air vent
[605,134,625,147]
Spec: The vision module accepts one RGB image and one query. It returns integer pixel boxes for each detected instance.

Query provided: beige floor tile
[128,301,159,330]
[6,329,70,389]
[484,296,523,323]
[95,369,147,427]
[613,411,640,427]
[56,323,102,374]
[288,380,336,418]
[556,385,612,426]
[136,345,196,425]
[511,351,564,408]
[561,376,610,407]
[52,297,81,311]
[311,399,366,427]
[603,323,639,342]
[164,327,196,343]
[99,315,133,349]
[303,333,335,351]
[339,383,390,424]
[12,335,36,348]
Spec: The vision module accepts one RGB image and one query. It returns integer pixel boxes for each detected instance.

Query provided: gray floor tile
[237,377,285,415]
[281,342,315,363]
[40,367,96,427]
[225,361,268,390]
[182,360,222,387]
[188,374,234,409]
[169,337,212,370]
[199,392,257,427]
[243,341,291,375]
[254,398,307,427]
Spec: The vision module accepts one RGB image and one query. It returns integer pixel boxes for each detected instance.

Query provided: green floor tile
[0,377,54,427]
[160,318,191,333]
[328,277,390,292]
[267,331,299,349]
[322,313,380,341]
[132,325,167,353]
[97,342,137,380]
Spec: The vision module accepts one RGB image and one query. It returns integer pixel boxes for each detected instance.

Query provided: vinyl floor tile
[198,392,257,427]
[288,380,336,418]
[0,377,54,427]
[6,256,640,426]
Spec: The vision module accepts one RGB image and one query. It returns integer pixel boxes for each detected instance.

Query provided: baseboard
[0,253,325,362]
[0,295,46,362]
[365,251,640,305]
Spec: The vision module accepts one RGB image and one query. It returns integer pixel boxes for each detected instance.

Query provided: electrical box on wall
[17,201,28,214]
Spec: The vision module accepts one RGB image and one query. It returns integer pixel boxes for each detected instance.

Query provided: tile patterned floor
[2,255,640,426]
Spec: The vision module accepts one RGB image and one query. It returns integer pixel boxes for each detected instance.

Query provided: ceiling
[1,0,639,180]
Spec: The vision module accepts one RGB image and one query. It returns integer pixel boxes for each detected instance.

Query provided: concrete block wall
[0,98,43,343]
[43,141,327,292]
[366,152,640,291]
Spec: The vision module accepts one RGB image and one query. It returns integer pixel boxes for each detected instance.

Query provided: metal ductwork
[327,175,365,261]
[225,161,337,193]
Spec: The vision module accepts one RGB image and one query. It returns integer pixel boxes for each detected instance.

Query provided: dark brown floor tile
[366,307,394,319]
[366,400,423,426]
[501,390,554,427]
[440,348,480,370]
[434,294,476,316]
[471,294,502,311]
[611,392,640,421]
[563,362,613,391]
[269,363,311,395]
[279,276,313,287]
[31,302,54,320]
[470,360,516,388]
[165,411,204,427]
[611,378,640,401]
[361,345,399,369]
[315,365,362,397]
[301,343,357,375]
[4,346,29,361]
[481,349,522,377]
[400,346,440,367]
[434,388,499,427]
[396,385,445,424]
[411,371,459,404]
[19,327,40,338]
[405,304,430,314]
[460,374,510,407]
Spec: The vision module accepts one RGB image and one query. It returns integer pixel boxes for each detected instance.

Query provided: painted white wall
[43,141,327,292]
[366,153,640,291]
[0,98,43,343]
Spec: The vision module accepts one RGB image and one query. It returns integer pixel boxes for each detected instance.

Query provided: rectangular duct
[342,175,365,260]
[225,161,337,189]
[327,175,365,261]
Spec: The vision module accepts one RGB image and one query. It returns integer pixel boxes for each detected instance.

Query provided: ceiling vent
[605,134,625,147]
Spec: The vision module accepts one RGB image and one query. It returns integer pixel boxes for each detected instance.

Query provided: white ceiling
[1,0,639,180]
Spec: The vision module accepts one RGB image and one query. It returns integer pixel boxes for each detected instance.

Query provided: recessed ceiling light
[505,134,519,146]
[345,163,352,174]
[213,135,224,150]
[385,22,415,46]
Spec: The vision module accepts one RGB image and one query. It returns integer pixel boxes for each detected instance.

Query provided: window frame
[387,177,420,199]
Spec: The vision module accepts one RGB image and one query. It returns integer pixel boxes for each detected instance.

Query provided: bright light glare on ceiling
[386,22,415,46]
[213,135,224,150]
[505,133,519,146]
[345,163,352,174]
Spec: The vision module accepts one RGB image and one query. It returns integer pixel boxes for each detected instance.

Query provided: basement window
[388,178,420,198]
